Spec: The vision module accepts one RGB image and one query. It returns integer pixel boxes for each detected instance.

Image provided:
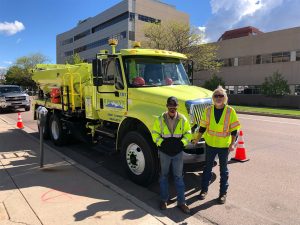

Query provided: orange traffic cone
[16,112,24,129]
[231,130,249,162]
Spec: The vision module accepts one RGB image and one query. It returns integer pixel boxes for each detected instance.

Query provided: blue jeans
[159,151,185,204]
[201,145,229,195]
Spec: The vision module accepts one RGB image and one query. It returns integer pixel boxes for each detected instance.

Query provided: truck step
[95,127,116,138]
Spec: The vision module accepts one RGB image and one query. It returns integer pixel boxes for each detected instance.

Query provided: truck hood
[128,85,212,108]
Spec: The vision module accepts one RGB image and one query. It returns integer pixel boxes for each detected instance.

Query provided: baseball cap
[167,96,178,107]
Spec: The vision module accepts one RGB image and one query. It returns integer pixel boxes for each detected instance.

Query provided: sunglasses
[168,107,177,112]
[213,94,225,98]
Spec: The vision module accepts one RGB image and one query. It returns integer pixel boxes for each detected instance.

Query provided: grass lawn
[232,105,300,117]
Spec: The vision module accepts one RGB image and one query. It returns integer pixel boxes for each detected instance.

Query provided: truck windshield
[0,86,21,94]
[123,57,190,87]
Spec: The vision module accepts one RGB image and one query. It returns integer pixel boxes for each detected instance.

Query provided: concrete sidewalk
[0,117,175,225]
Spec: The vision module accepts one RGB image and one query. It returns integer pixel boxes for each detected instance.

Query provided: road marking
[239,116,300,126]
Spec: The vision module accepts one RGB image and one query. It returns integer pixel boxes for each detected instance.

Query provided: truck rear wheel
[121,131,159,186]
[49,113,66,146]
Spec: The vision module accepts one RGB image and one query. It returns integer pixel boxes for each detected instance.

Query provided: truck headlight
[25,95,30,101]
[0,97,6,102]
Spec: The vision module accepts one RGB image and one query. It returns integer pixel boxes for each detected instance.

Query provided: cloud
[0,20,25,36]
[3,61,12,65]
[205,0,299,42]
[196,26,209,44]
[16,38,22,44]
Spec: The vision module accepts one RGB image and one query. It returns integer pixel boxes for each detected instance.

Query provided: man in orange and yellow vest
[193,86,240,204]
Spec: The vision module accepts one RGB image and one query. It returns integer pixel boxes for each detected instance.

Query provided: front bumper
[0,101,30,109]
[183,140,206,163]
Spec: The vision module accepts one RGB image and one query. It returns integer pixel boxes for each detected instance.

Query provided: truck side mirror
[187,60,194,84]
[92,59,103,86]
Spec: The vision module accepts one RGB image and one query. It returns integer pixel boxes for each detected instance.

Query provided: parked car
[0,85,30,112]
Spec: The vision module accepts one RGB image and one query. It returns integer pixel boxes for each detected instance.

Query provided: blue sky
[1,0,299,70]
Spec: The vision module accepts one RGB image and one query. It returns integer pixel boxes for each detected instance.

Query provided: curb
[237,111,300,120]
[0,115,176,225]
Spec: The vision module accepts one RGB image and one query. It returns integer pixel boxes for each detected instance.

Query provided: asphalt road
[1,109,300,225]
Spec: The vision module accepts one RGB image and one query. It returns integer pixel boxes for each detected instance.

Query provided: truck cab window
[124,57,190,87]
[103,58,124,89]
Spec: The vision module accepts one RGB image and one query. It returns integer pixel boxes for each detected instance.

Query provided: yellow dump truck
[32,40,212,185]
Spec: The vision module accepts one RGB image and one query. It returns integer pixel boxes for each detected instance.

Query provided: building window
[61,38,73,46]
[74,29,91,41]
[64,50,73,57]
[296,51,300,61]
[261,54,272,64]
[129,31,135,41]
[272,52,290,63]
[255,55,261,64]
[138,14,161,24]
[295,85,300,95]
[223,58,234,67]
[129,12,135,21]
[238,56,253,66]
[74,31,127,54]
[111,31,126,41]
[92,11,130,33]
[243,85,261,94]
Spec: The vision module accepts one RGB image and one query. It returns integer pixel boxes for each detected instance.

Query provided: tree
[203,74,225,91]
[5,53,49,88]
[142,21,221,72]
[0,68,6,84]
[66,53,84,64]
[15,53,49,70]
[261,71,290,96]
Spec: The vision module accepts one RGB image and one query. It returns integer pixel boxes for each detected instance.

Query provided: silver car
[0,85,30,112]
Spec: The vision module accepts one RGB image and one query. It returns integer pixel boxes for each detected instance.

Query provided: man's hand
[228,143,235,152]
[192,139,199,145]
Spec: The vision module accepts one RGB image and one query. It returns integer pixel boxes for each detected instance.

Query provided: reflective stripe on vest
[159,115,183,138]
[230,121,240,130]
[206,106,232,137]
[223,107,232,132]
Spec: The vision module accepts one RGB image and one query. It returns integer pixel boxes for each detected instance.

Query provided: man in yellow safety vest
[152,96,192,214]
[193,86,240,204]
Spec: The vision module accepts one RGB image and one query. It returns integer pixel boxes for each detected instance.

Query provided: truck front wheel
[49,114,66,146]
[121,131,159,186]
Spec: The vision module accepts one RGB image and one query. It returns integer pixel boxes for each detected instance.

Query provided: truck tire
[121,131,159,186]
[25,106,30,111]
[49,113,66,146]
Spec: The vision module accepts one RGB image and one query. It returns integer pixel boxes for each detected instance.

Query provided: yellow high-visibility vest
[200,105,240,148]
[152,112,192,147]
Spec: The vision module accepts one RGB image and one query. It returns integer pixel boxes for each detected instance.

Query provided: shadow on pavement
[0,128,161,223]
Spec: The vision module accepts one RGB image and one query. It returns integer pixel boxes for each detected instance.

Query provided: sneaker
[177,203,190,214]
[199,191,207,200]
[159,201,167,210]
[218,194,227,204]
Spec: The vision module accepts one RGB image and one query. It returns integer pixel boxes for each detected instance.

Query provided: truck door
[96,57,127,123]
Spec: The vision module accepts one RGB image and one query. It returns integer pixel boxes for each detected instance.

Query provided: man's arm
[152,117,164,147]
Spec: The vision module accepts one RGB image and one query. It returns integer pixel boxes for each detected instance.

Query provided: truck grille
[5,96,26,102]
[187,98,212,125]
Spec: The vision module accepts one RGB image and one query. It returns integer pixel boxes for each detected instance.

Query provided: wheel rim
[51,120,59,140]
[126,143,145,175]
